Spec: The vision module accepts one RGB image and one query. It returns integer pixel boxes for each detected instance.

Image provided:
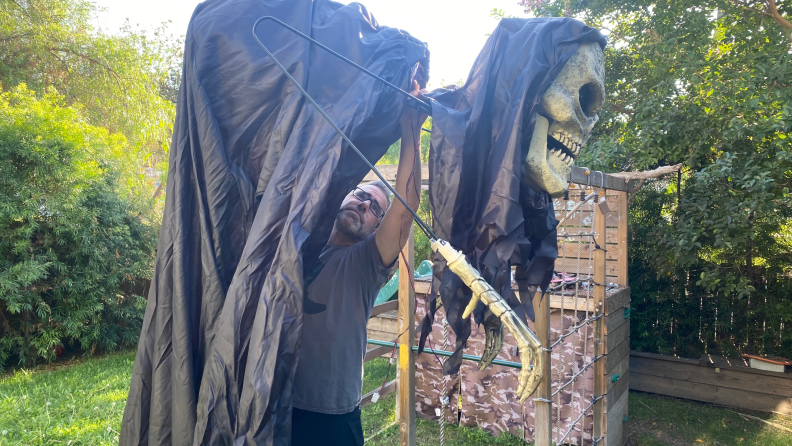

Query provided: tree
[521,0,792,357]
[0,85,157,370]
[0,0,180,183]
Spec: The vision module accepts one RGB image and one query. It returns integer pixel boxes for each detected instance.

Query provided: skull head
[525,42,605,197]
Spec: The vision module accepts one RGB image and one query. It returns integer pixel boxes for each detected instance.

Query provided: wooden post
[532,289,553,445]
[593,190,608,442]
[396,227,416,446]
[616,190,629,288]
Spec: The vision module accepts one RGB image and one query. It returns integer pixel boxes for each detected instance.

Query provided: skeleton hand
[432,239,544,402]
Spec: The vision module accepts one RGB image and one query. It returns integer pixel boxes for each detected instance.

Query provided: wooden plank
[414,279,430,295]
[553,257,619,278]
[631,372,792,415]
[365,345,393,363]
[368,329,398,343]
[607,373,629,411]
[604,288,630,315]
[607,320,630,353]
[607,355,630,392]
[554,209,621,227]
[547,294,594,312]
[361,379,397,408]
[605,391,629,446]
[558,231,620,245]
[532,272,553,446]
[557,241,620,260]
[606,307,629,336]
[366,316,398,336]
[593,189,607,442]
[630,354,792,398]
[616,190,628,287]
[606,338,631,374]
[397,227,416,446]
[569,166,629,192]
[371,299,398,318]
[633,351,792,379]
[606,380,629,415]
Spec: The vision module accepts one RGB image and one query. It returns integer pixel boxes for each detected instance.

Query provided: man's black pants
[292,406,364,446]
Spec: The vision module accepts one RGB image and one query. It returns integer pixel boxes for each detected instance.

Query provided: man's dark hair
[366,180,392,209]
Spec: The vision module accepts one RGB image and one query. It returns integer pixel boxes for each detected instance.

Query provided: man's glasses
[351,187,385,219]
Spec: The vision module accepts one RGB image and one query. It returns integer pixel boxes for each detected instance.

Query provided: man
[291,85,427,446]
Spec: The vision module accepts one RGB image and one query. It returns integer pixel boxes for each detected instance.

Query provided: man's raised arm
[375,83,427,266]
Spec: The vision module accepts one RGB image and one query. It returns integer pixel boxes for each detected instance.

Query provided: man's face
[334,185,388,242]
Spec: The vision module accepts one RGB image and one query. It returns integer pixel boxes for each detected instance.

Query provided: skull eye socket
[578,82,600,118]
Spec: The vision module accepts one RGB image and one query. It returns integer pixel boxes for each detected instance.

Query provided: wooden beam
[630,372,792,415]
[616,190,629,287]
[593,188,607,442]
[569,166,630,192]
[361,379,397,408]
[396,228,416,446]
[532,286,553,446]
[630,353,792,398]
[364,345,392,363]
[371,299,398,318]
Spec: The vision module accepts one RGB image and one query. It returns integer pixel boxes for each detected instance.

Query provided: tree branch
[609,103,635,116]
[613,164,684,205]
[610,163,683,180]
[766,0,792,42]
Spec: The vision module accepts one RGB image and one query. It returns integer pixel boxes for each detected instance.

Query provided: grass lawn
[1,351,791,445]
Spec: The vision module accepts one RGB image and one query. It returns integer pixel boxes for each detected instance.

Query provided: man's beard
[335,209,369,243]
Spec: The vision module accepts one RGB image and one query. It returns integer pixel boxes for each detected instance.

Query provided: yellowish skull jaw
[525,115,571,198]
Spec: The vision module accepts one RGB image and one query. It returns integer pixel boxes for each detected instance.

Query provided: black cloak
[119,1,428,445]
[417,18,607,375]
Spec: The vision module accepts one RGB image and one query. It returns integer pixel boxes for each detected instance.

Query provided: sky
[91,0,529,88]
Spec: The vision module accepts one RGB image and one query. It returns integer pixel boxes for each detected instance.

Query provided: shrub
[0,85,157,370]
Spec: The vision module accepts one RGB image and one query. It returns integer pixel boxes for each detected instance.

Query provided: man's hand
[400,81,428,134]
[375,81,429,266]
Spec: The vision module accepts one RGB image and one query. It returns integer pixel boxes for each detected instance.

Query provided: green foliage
[0,352,135,444]
[0,0,180,176]
[522,0,792,357]
[0,86,157,370]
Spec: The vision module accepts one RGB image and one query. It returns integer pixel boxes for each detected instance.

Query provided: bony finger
[461,295,481,319]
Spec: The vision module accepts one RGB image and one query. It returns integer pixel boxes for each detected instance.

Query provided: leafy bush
[0,86,157,370]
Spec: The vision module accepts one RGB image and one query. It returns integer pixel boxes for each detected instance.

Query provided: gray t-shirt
[293,233,392,414]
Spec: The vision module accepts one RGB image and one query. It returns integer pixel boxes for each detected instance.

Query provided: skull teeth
[552,132,582,157]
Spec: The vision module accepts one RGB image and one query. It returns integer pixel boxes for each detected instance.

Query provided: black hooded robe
[418,18,607,375]
[120,1,429,445]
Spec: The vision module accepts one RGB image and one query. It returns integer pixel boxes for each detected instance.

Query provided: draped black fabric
[119,1,428,445]
[417,18,606,375]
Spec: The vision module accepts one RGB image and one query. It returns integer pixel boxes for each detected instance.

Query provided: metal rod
[367,339,525,369]
[252,16,437,240]
[253,16,432,115]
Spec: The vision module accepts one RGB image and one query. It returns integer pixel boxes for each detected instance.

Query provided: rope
[439,318,449,446]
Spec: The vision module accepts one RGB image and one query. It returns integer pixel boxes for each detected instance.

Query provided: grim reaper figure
[418,17,606,401]
[120,0,605,443]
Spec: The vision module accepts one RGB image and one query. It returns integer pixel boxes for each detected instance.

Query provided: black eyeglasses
[351,187,385,219]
